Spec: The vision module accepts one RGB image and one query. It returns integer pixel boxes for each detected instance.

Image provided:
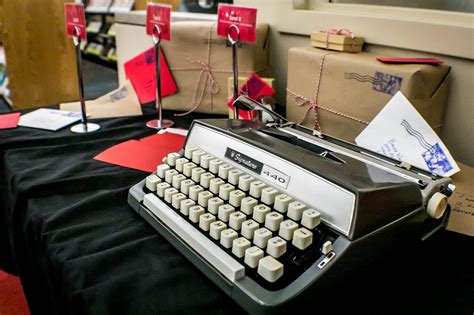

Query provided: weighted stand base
[146,119,174,130]
[70,123,101,133]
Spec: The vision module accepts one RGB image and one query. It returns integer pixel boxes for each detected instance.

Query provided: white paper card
[355,91,459,177]
[18,108,82,131]
[157,128,188,136]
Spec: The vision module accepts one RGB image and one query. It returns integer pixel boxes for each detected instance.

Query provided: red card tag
[377,57,443,64]
[217,4,257,43]
[64,3,87,40]
[124,47,178,104]
[146,3,171,41]
[0,112,20,130]
[227,73,275,120]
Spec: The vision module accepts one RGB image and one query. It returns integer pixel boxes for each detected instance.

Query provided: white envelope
[355,91,459,177]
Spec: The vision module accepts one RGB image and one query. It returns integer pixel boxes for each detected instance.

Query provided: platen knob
[426,192,448,219]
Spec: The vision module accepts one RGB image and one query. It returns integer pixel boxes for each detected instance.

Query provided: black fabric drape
[0,105,472,314]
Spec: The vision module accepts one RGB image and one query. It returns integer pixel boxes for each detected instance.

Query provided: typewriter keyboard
[142,146,337,288]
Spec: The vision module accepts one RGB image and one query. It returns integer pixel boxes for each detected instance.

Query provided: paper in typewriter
[356,91,459,177]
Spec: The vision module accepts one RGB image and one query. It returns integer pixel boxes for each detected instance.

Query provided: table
[1,106,472,314]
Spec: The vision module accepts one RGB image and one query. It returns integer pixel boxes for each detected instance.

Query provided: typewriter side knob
[426,192,448,219]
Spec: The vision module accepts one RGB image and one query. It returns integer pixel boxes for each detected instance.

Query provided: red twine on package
[170,24,260,116]
[286,51,369,131]
[321,28,357,53]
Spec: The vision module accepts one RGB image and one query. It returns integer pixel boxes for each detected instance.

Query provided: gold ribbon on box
[287,37,369,131]
[170,24,263,116]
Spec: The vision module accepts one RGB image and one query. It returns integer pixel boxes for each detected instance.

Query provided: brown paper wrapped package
[286,47,451,143]
[160,21,269,115]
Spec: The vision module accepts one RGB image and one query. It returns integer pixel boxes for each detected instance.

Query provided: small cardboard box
[286,47,451,142]
[447,162,474,237]
[311,31,364,53]
[160,21,270,115]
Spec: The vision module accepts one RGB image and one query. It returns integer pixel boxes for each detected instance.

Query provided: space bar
[143,193,245,282]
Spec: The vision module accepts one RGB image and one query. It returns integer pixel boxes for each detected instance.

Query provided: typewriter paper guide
[356,91,459,177]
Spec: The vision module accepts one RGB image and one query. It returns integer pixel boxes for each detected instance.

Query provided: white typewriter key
[321,241,333,255]
[180,199,195,216]
[218,164,233,180]
[209,159,224,174]
[241,220,259,239]
[156,182,171,198]
[175,158,188,172]
[261,187,279,205]
[184,146,197,159]
[220,229,238,248]
[240,197,258,215]
[249,181,266,198]
[145,174,161,191]
[183,162,197,177]
[189,185,204,201]
[253,204,271,224]
[229,190,245,207]
[207,197,224,215]
[171,193,186,209]
[199,213,216,231]
[166,152,180,166]
[258,256,284,283]
[229,211,246,230]
[157,164,170,178]
[292,228,313,250]
[191,167,206,182]
[165,169,178,184]
[244,246,264,268]
[209,178,225,194]
[189,205,205,223]
[238,174,255,192]
[172,174,186,189]
[253,228,272,249]
[164,187,178,203]
[198,191,213,207]
[209,221,227,240]
[218,183,235,201]
[192,149,206,164]
[266,236,287,258]
[218,204,235,222]
[199,172,214,188]
[278,220,298,241]
[301,209,321,229]
[180,179,194,195]
[228,169,243,185]
[200,154,214,169]
[232,237,251,258]
[264,212,284,232]
[274,194,293,213]
[287,201,306,221]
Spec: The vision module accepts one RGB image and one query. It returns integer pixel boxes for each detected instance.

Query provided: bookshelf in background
[80,0,135,69]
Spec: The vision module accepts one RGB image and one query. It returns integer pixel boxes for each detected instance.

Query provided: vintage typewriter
[128,96,454,313]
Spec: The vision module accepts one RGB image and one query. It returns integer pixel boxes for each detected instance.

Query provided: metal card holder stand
[146,25,174,130]
[70,27,100,134]
[228,24,241,120]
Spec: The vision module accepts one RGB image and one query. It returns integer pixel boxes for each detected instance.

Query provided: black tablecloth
[0,106,472,314]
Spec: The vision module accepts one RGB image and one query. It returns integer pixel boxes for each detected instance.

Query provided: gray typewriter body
[128,119,452,314]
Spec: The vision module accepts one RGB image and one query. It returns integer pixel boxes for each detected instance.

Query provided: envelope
[60,81,142,119]
[355,91,459,177]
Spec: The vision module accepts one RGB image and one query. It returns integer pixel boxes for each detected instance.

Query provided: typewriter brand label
[225,148,290,188]
[225,148,263,174]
